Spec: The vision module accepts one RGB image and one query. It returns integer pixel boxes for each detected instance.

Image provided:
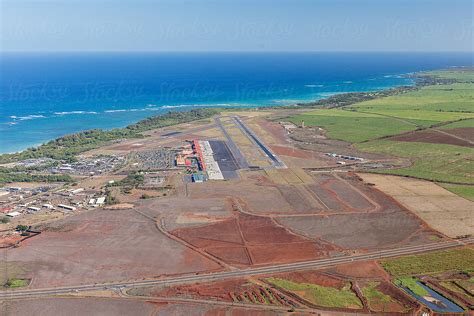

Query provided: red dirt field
[0,234,24,248]
[325,261,390,280]
[390,128,474,147]
[155,279,246,302]
[1,207,222,288]
[0,297,160,316]
[270,270,344,288]
[140,278,301,309]
[171,211,337,266]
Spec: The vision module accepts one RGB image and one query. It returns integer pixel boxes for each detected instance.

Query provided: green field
[394,278,428,296]
[380,248,474,277]
[357,140,474,184]
[288,70,474,191]
[420,70,474,82]
[361,281,396,311]
[4,278,29,288]
[440,118,474,129]
[266,277,362,309]
[351,83,474,116]
[439,184,474,201]
[289,109,422,143]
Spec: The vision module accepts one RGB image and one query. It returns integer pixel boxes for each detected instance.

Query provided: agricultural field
[380,248,474,311]
[351,83,474,115]
[357,140,474,184]
[266,277,363,309]
[288,70,474,197]
[361,281,405,312]
[289,109,423,143]
[420,69,474,82]
[380,248,474,277]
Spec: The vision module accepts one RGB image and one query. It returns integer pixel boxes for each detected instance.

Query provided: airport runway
[232,116,287,168]
[214,116,250,169]
[1,237,472,300]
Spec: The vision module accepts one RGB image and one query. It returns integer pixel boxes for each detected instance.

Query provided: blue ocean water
[0,52,472,153]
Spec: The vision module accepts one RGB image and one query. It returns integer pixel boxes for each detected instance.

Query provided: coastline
[0,66,469,159]
[0,73,418,156]
[5,51,472,154]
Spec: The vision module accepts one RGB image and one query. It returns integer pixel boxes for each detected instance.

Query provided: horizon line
[1,50,473,54]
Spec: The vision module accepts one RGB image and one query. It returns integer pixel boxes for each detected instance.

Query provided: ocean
[0,52,472,154]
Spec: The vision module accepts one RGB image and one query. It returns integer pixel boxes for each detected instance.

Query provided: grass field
[380,248,474,277]
[420,70,474,82]
[351,83,474,115]
[266,277,362,309]
[4,278,29,288]
[288,71,474,190]
[357,140,474,184]
[289,110,423,143]
[440,118,474,129]
[394,278,429,296]
[439,184,474,201]
[361,281,395,310]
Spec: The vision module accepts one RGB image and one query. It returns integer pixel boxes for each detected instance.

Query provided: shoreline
[0,66,468,158]
[0,74,418,156]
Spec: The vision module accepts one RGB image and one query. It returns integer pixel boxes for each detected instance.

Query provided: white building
[6,211,21,217]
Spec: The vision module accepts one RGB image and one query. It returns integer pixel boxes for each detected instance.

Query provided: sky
[1,0,472,52]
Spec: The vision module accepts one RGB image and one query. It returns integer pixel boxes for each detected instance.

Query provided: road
[1,237,472,300]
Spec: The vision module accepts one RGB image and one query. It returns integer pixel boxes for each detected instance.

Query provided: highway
[1,237,472,300]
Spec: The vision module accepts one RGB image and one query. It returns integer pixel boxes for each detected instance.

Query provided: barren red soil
[274,270,345,288]
[390,128,474,147]
[0,234,23,248]
[171,212,336,266]
[0,297,159,316]
[1,208,222,288]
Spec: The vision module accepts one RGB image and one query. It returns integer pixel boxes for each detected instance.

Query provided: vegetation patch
[357,140,474,184]
[4,278,29,289]
[351,83,474,116]
[0,109,219,164]
[289,110,419,143]
[380,248,474,277]
[395,277,429,296]
[439,184,474,201]
[440,118,474,129]
[266,277,362,309]
[361,281,395,310]
[0,170,73,185]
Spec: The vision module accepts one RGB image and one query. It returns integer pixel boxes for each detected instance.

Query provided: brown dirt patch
[270,270,345,288]
[444,127,474,142]
[2,207,222,288]
[256,119,290,145]
[358,173,474,238]
[390,128,474,147]
[326,261,389,279]
[0,297,159,316]
[171,212,335,266]
[270,145,317,159]
[135,278,300,310]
